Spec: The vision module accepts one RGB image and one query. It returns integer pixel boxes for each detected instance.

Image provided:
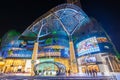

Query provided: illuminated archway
[34,61,66,76]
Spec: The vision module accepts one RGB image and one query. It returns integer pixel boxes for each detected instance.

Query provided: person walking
[94,69,97,77]
[86,69,89,76]
[92,69,95,77]
[89,69,92,76]
[68,69,70,76]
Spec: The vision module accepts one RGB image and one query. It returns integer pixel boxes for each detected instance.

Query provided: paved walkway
[0,75,116,80]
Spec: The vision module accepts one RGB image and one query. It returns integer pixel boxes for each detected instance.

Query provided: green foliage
[73,36,77,41]
[2,30,20,45]
[116,53,120,60]
[52,31,57,34]
[7,30,20,37]
[8,49,13,55]
[45,38,52,45]
[27,33,36,37]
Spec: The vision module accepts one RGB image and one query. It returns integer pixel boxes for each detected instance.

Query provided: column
[97,54,110,76]
[31,42,38,76]
[69,41,78,74]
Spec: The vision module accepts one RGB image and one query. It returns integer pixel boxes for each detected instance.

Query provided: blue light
[76,36,100,57]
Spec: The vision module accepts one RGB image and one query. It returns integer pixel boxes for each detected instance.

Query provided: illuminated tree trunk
[69,40,78,74]
[31,42,38,76]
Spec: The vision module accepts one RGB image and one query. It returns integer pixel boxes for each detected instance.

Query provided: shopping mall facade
[0,4,120,76]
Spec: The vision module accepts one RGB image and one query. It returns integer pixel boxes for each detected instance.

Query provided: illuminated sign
[7,50,32,58]
[97,37,108,43]
[76,37,100,57]
[77,55,97,65]
[38,47,69,58]
[8,53,31,58]
[38,52,60,57]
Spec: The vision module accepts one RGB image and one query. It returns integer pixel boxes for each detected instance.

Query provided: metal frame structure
[18,4,89,76]
[19,4,89,41]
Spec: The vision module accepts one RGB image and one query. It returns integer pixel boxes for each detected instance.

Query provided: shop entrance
[34,61,66,76]
[3,59,26,73]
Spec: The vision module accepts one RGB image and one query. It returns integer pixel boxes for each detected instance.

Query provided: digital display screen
[77,55,97,65]
[76,37,100,57]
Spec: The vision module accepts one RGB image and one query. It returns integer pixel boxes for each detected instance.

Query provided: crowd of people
[85,68,98,77]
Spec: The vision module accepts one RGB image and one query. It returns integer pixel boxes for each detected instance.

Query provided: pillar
[31,42,38,76]
[69,41,78,74]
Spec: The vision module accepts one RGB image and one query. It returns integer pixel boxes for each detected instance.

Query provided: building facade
[0,3,120,76]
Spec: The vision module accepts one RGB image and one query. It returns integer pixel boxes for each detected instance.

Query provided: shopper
[68,69,70,76]
[92,69,95,77]
[18,65,22,72]
[94,69,97,77]
[85,69,89,76]
[89,69,92,76]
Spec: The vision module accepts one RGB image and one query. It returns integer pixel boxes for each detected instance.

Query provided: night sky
[0,0,120,53]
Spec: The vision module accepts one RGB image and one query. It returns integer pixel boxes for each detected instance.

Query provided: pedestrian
[94,69,97,77]
[18,65,22,72]
[92,69,95,77]
[86,69,89,76]
[68,69,70,76]
[89,69,92,76]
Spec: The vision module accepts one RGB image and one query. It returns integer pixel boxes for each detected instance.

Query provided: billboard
[97,37,108,43]
[38,48,69,58]
[97,37,114,53]
[76,37,100,57]
[6,49,32,58]
[77,55,97,65]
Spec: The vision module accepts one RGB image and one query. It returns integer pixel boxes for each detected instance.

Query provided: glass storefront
[35,58,69,76]
[0,61,5,73]
[0,59,32,76]
[3,59,26,73]
[77,54,100,75]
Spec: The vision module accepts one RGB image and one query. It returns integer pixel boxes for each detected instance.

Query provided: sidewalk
[3,72,31,76]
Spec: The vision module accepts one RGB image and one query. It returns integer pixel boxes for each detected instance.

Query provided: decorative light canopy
[19,4,89,42]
